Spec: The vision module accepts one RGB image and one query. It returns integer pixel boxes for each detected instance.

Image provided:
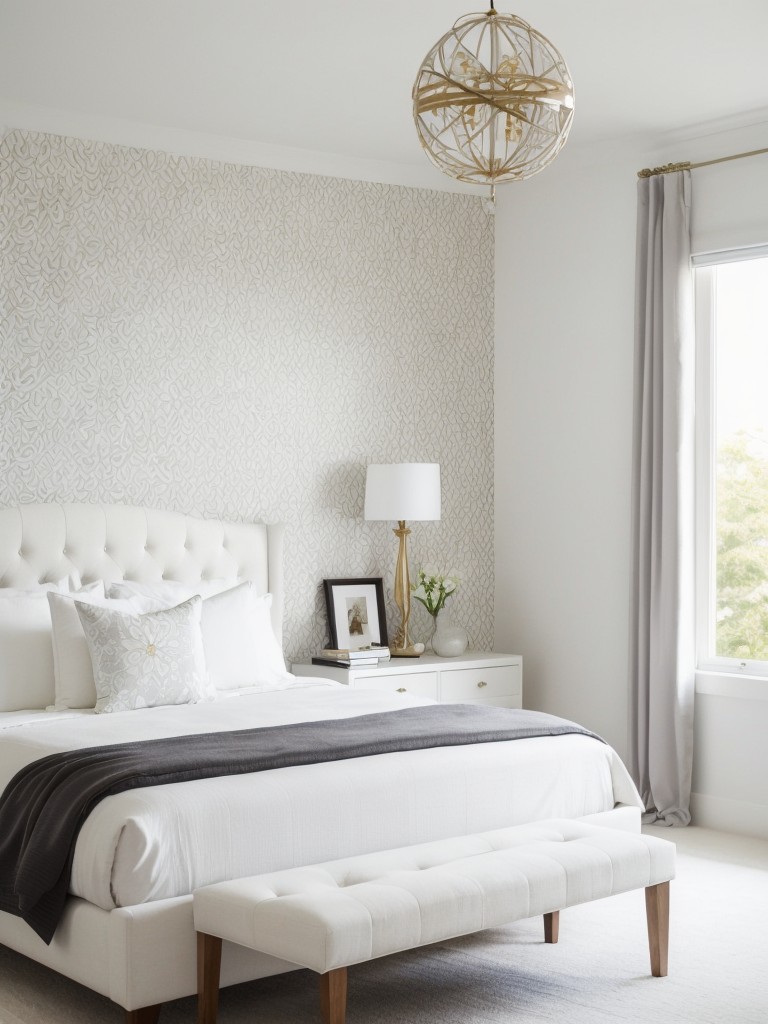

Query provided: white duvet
[0,681,642,911]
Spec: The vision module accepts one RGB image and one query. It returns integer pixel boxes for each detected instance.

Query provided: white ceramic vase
[430,608,469,658]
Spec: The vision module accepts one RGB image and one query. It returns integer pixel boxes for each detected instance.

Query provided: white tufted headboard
[0,503,285,641]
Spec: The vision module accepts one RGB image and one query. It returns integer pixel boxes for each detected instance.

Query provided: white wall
[494,135,640,757]
[494,118,768,838]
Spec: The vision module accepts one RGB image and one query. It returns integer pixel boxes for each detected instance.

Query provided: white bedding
[0,681,642,913]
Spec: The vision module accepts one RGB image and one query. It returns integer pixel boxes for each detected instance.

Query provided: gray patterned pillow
[76,596,212,714]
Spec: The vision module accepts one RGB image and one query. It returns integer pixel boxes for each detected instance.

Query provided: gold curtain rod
[637,145,768,179]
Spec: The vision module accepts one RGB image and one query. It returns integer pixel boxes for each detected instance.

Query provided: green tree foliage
[716,432,768,659]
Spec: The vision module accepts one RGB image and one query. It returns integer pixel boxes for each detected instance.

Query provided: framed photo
[323,577,388,651]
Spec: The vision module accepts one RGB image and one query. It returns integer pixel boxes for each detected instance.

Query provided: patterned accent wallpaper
[0,129,494,662]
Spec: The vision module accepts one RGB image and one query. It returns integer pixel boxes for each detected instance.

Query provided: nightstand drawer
[353,672,438,700]
[439,664,521,702]
[455,694,523,710]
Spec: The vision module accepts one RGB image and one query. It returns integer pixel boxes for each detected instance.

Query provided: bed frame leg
[320,966,348,1024]
[544,910,559,943]
[197,932,223,1024]
[125,1005,161,1024]
[645,881,670,977]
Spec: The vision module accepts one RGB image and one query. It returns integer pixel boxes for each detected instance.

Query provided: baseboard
[690,791,768,840]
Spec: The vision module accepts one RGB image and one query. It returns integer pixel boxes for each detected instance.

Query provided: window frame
[694,245,768,680]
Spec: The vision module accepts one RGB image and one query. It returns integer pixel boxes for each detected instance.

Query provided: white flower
[410,567,461,616]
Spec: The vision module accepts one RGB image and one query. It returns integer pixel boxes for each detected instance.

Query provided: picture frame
[323,577,389,651]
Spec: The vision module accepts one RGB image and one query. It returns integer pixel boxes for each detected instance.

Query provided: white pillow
[47,588,164,710]
[107,579,240,602]
[0,581,99,712]
[62,571,83,591]
[0,592,56,711]
[201,582,290,691]
[76,597,212,714]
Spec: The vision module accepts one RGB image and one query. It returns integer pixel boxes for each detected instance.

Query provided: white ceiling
[2,0,768,186]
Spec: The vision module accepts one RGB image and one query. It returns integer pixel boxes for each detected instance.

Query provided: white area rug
[1,826,766,1024]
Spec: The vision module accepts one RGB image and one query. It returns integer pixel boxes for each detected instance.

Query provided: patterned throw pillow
[76,596,211,714]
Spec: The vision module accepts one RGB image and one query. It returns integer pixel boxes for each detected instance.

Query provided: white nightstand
[292,651,522,708]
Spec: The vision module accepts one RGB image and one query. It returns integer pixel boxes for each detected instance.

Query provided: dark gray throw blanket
[0,704,602,943]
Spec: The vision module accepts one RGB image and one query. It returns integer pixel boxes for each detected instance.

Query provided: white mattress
[0,681,642,912]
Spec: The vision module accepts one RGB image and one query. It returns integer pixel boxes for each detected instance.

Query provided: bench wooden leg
[197,932,223,1024]
[543,911,560,943]
[645,881,670,977]
[320,966,348,1024]
[125,1006,161,1024]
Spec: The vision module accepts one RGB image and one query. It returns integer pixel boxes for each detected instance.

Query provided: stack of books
[312,645,391,668]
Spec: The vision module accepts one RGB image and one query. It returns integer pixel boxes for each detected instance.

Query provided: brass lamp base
[390,645,422,658]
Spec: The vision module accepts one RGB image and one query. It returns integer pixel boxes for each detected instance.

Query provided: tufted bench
[193,818,675,1024]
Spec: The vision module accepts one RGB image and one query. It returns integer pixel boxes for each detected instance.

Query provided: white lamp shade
[364,463,441,522]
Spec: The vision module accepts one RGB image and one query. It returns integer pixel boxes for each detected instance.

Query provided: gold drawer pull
[396,687,407,693]
[477,680,487,688]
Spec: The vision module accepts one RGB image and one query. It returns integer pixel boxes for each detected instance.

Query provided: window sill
[695,670,768,701]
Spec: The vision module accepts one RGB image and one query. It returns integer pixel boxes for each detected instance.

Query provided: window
[695,247,768,676]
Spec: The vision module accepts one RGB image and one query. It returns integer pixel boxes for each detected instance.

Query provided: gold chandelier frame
[413,5,574,185]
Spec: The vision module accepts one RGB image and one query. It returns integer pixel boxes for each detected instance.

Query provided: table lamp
[364,463,441,657]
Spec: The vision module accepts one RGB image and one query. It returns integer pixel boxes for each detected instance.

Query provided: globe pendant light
[413,2,574,191]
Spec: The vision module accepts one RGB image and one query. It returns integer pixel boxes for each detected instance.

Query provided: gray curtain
[630,170,696,826]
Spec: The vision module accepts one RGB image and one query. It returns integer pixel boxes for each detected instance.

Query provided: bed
[0,502,643,1023]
